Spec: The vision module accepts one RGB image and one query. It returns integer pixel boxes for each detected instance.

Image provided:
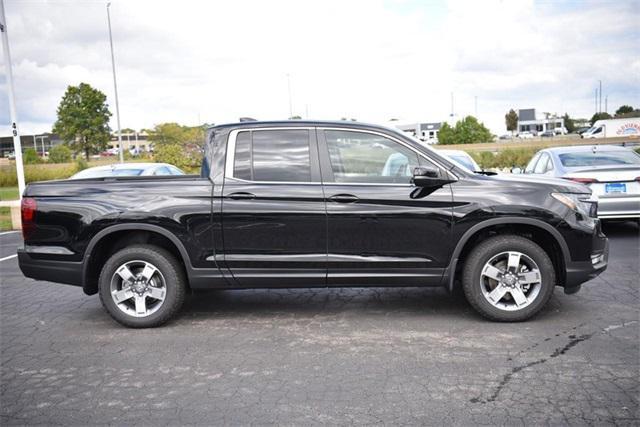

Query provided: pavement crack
[471,333,594,404]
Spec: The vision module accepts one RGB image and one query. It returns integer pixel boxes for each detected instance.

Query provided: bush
[23,148,41,164]
[75,157,88,172]
[154,143,201,170]
[48,145,72,163]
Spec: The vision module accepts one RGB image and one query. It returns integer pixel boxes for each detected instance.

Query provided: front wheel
[462,235,556,322]
[98,245,186,328]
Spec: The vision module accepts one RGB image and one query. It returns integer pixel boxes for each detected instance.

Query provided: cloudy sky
[1,0,639,135]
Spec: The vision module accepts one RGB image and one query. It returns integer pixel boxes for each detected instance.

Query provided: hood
[488,173,591,194]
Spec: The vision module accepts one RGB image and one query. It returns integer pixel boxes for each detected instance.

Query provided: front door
[317,128,454,286]
[221,128,327,287]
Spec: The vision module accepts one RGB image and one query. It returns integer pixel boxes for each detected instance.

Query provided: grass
[0,186,19,201]
[0,207,11,231]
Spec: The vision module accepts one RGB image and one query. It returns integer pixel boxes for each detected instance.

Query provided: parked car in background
[70,163,185,179]
[518,131,534,139]
[6,151,16,160]
[524,145,640,220]
[436,149,482,172]
[540,130,555,138]
[498,134,513,140]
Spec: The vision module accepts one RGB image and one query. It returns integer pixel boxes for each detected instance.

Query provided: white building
[517,108,565,134]
[108,130,151,153]
[395,122,442,144]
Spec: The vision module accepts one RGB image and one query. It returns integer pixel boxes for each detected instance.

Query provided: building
[517,108,565,134]
[395,122,442,144]
[0,133,65,158]
[108,130,151,153]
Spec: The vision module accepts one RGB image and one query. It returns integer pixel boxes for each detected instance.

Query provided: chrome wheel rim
[110,260,167,318]
[479,251,542,312]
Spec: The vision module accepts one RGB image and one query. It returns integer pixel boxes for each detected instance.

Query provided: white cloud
[1,0,638,136]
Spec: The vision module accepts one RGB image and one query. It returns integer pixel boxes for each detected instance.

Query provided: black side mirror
[411,166,451,187]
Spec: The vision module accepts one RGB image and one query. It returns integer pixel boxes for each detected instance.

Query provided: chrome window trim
[224,126,458,185]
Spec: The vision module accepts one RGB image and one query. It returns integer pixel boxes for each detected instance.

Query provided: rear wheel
[462,235,555,322]
[98,245,186,328]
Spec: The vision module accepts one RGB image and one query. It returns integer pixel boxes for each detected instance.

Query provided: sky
[1,0,639,136]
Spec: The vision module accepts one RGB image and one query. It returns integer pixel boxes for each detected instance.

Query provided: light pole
[286,73,293,119]
[107,2,124,163]
[0,0,26,198]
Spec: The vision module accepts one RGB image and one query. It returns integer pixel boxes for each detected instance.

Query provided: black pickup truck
[19,121,608,327]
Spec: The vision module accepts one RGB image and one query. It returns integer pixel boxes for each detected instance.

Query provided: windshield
[558,150,640,167]
[72,168,145,179]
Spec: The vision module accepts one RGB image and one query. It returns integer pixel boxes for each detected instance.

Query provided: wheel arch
[82,223,192,296]
[445,217,570,292]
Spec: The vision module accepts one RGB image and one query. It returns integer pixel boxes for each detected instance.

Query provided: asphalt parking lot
[0,222,638,425]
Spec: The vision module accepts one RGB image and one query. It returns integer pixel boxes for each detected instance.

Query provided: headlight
[551,192,598,219]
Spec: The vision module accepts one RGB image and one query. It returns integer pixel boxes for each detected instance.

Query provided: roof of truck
[208,120,396,132]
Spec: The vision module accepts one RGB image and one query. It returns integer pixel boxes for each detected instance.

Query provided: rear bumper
[563,229,609,293]
[18,249,83,287]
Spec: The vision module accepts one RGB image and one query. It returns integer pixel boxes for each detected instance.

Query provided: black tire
[98,244,186,328]
[462,235,555,322]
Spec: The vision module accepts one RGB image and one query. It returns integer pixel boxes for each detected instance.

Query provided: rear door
[317,128,455,286]
[220,127,327,287]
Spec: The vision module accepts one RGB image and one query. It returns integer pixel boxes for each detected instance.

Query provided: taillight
[21,197,37,240]
[636,177,640,182]
[564,177,599,184]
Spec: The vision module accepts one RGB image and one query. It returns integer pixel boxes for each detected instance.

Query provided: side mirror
[411,167,453,187]
[511,167,523,174]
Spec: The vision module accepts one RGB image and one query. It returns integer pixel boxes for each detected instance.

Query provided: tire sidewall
[463,236,555,322]
[98,245,185,328]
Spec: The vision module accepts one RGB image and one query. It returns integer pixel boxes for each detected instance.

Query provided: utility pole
[594,88,598,114]
[286,74,293,119]
[598,80,602,113]
[605,96,608,114]
[0,0,25,198]
[450,92,454,117]
[107,2,124,163]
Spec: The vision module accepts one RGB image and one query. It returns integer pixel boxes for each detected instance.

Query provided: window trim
[224,126,456,186]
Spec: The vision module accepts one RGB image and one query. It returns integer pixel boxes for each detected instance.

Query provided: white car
[70,163,185,179]
[518,131,535,139]
[524,145,640,220]
[436,149,482,172]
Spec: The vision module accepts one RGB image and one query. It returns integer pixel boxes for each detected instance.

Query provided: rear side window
[534,153,550,174]
[232,130,311,182]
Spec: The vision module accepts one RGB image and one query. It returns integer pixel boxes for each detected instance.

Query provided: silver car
[524,145,640,219]
[70,163,185,179]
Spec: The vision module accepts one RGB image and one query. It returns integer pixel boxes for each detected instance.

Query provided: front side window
[325,130,422,184]
[232,130,311,182]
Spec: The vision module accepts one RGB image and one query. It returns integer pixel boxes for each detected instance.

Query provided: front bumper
[563,226,609,293]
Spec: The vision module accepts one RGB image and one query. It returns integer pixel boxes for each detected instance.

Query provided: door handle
[328,194,359,203]
[228,192,256,200]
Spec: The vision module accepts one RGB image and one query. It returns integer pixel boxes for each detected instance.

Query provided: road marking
[0,254,17,262]
[0,231,20,237]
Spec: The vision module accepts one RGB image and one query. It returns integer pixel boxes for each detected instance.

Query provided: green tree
[505,109,518,134]
[53,83,112,160]
[438,116,493,145]
[615,105,634,116]
[149,123,204,170]
[562,113,575,133]
[48,144,72,163]
[590,112,612,125]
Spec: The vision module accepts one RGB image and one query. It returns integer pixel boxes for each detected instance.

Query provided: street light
[0,0,25,198]
[107,2,124,163]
